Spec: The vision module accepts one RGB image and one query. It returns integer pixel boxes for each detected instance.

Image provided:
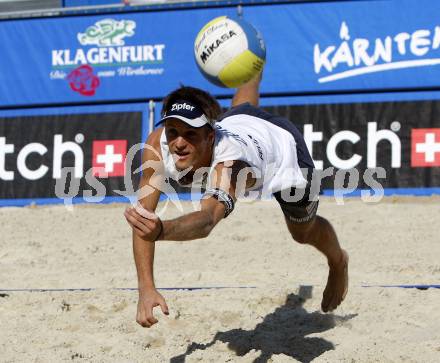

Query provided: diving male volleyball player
[124,75,349,328]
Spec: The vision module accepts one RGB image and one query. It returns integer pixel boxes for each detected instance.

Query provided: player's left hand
[124,205,163,241]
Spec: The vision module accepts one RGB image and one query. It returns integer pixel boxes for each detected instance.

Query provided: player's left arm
[125,161,247,241]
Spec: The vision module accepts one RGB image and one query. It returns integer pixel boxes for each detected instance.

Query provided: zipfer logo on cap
[171,103,195,112]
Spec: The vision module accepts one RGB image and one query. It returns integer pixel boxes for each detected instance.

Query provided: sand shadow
[170,286,357,363]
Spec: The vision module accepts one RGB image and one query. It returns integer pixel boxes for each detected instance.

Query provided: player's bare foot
[321,249,349,312]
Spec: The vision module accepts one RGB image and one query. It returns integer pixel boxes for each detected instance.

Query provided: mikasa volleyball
[194,16,266,88]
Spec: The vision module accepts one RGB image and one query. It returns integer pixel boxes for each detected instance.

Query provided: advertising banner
[261,92,440,193]
[64,0,121,6]
[0,104,148,204]
[1,0,440,107]
[1,92,439,206]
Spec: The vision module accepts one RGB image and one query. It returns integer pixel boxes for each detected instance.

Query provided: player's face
[165,119,214,171]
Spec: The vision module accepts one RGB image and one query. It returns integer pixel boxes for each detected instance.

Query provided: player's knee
[291,229,311,244]
[286,218,316,244]
[200,223,213,238]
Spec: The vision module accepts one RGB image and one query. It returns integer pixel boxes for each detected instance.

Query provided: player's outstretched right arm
[125,128,169,328]
[231,71,262,108]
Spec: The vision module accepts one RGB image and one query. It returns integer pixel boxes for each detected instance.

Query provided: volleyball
[194,16,266,88]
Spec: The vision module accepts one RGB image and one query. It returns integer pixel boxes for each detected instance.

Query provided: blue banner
[1,0,440,107]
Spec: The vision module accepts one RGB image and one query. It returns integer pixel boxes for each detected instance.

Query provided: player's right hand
[136,288,169,328]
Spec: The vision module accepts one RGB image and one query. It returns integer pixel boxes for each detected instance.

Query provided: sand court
[1,197,439,362]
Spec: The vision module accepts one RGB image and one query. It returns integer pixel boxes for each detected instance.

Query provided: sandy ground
[0,196,439,362]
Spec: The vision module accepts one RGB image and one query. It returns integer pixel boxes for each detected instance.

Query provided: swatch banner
[0,112,142,200]
[1,0,440,106]
[263,99,440,190]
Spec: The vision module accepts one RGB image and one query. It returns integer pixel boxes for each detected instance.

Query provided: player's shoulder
[219,102,272,122]
[219,102,256,121]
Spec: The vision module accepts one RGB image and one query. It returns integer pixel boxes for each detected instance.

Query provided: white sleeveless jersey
[159,113,308,194]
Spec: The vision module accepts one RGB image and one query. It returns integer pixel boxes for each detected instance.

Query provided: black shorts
[221,103,319,224]
[273,188,319,224]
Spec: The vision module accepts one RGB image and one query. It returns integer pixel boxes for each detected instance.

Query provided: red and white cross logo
[92,140,127,177]
[411,129,440,167]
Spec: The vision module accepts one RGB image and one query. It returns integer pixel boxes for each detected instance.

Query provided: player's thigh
[273,189,319,243]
